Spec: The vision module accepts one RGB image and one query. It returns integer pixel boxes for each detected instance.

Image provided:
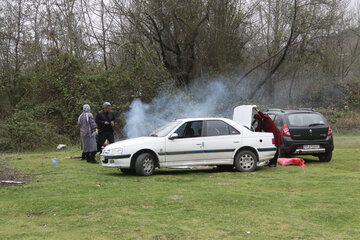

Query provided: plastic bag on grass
[277,158,307,167]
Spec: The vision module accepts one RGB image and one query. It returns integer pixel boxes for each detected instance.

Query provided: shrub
[0,110,69,152]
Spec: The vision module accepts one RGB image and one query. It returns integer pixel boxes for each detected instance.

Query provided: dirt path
[0,161,33,184]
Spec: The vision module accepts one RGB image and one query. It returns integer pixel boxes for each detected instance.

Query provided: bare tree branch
[248,0,298,100]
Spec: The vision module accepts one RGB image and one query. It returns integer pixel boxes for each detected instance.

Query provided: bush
[319,108,360,134]
[0,110,69,152]
[0,51,171,150]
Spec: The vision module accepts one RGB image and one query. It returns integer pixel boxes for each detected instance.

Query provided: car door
[202,120,241,164]
[164,120,205,165]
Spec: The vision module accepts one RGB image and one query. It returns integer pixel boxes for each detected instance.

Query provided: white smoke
[123,80,240,138]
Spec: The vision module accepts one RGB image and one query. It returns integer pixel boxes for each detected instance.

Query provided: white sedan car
[101,106,276,176]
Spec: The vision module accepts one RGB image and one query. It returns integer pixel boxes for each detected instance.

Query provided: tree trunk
[14,0,22,73]
[248,0,297,100]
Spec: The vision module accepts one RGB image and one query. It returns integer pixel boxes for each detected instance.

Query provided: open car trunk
[232,105,257,129]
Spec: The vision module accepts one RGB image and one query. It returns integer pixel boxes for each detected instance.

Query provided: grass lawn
[0,135,359,239]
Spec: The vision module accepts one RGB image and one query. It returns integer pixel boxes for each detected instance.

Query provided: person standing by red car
[254,108,283,167]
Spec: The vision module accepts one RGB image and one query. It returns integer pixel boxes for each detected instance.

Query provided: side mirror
[169,133,179,140]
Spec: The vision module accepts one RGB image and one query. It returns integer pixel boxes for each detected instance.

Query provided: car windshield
[149,121,181,137]
[287,113,326,127]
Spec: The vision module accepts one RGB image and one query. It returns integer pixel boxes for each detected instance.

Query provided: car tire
[135,153,156,176]
[318,151,332,162]
[234,150,257,172]
[217,165,234,171]
[120,168,135,174]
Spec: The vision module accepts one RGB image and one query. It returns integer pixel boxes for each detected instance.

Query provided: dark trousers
[269,147,280,166]
[84,151,96,162]
[97,131,114,152]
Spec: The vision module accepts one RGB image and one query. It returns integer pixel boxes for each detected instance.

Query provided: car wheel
[217,165,234,171]
[318,151,332,162]
[135,153,156,176]
[234,150,257,172]
[120,168,135,174]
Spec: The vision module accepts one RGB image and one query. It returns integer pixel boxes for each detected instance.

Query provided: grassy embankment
[0,135,359,239]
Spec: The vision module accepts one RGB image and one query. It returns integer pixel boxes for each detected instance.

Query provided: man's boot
[85,152,91,162]
[268,153,278,167]
[271,148,280,167]
[90,151,98,164]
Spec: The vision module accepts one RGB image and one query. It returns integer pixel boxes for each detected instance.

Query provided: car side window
[268,114,282,128]
[229,125,240,135]
[174,121,203,138]
[273,115,283,128]
[204,120,239,137]
[268,114,276,121]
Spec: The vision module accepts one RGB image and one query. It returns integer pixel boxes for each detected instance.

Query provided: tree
[248,0,298,101]
[116,0,209,87]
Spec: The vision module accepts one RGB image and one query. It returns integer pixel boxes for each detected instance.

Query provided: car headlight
[110,147,123,154]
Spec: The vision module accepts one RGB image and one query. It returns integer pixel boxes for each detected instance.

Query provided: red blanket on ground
[277,158,307,167]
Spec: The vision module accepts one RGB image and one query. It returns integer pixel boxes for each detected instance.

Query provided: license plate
[100,156,105,161]
[303,145,320,149]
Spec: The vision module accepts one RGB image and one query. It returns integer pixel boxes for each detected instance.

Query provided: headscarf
[83,104,91,112]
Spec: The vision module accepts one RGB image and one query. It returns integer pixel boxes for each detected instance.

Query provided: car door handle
[233,141,239,143]
[196,143,202,145]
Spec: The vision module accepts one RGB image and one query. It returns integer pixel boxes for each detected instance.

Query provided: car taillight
[272,138,275,144]
[328,124,333,136]
[282,123,291,137]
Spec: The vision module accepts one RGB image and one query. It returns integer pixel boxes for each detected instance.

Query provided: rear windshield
[286,113,326,127]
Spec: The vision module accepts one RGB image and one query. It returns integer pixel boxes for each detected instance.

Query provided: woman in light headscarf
[78,104,98,163]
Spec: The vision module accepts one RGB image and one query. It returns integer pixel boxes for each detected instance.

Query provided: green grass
[1,135,359,239]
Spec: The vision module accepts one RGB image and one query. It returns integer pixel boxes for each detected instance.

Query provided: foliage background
[0,0,359,151]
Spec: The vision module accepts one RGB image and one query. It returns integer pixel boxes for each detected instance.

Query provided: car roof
[266,109,320,114]
[175,117,230,121]
[173,117,252,134]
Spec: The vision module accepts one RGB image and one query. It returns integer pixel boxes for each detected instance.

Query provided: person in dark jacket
[96,102,115,152]
[78,104,98,164]
[254,108,283,167]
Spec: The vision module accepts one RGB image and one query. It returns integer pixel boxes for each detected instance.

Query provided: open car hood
[232,105,257,129]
